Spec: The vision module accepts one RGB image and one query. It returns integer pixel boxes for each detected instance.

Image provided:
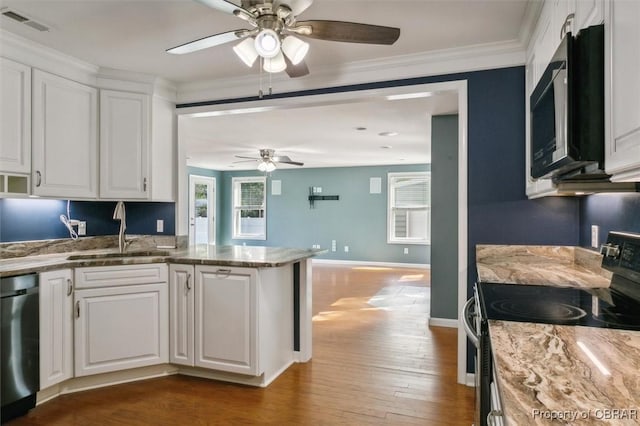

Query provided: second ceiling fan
[167,0,401,78]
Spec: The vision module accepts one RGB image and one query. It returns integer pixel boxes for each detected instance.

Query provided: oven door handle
[462,297,480,348]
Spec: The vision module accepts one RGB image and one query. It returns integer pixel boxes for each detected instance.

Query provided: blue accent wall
[579,193,640,245]
[218,164,431,264]
[0,198,175,243]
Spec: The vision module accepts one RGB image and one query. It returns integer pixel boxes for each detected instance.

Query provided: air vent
[1,7,50,31]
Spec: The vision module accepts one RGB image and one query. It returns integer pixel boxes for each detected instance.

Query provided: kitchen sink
[67,250,171,260]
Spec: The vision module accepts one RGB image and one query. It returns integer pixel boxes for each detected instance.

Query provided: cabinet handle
[66,278,73,296]
[76,301,80,318]
[216,268,232,278]
[36,171,42,187]
[186,273,192,290]
[143,177,148,192]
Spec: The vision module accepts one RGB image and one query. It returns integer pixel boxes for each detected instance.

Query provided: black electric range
[478,231,640,331]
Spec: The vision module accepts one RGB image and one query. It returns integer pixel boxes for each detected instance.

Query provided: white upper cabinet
[100,90,150,199]
[0,57,31,174]
[604,0,640,181]
[32,69,98,198]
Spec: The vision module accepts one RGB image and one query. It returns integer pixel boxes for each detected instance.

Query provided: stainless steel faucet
[113,201,128,253]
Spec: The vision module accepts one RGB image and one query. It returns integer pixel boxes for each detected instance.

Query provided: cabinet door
[574,0,604,31]
[74,283,168,377]
[32,70,97,198]
[0,58,31,174]
[39,269,74,389]
[169,264,194,366]
[194,266,258,375]
[100,90,150,199]
[605,0,640,180]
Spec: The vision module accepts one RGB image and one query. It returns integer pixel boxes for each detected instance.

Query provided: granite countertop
[489,320,640,426]
[476,244,612,288]
[0,245,324,278]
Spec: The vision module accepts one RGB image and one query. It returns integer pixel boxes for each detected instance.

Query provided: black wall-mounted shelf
[308,187,339,208]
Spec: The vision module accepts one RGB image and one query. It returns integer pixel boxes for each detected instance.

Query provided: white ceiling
[0,0,533,170]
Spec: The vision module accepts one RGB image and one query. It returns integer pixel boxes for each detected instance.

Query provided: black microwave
[530,24,604,181]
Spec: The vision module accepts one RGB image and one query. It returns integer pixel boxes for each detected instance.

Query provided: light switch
[157,219,164,233]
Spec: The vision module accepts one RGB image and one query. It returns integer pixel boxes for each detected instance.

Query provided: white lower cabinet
[169,264,194,366]
[74,264,168,377]
[169,264,259,376]
[39,269,74,389]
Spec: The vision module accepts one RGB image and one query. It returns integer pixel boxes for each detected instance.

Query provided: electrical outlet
[591,225,599,248]
[404,247,409,254]
[344,245,349,253]
[331,240,336,252]
[157,219,164,233]
[78,221,86,236]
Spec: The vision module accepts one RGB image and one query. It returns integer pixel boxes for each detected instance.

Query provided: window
[232,176,266,240]
[388,172,430,244]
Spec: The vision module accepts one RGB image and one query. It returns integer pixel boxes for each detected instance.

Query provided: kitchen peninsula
[0,237,321,410]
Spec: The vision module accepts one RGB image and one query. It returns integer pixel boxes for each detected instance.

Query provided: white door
[189,175,215,246]
[32,69,98,198]
[39,269,74,389]
[99,90,150,199]
[74,283,168,377]
[0,57,31,174]
[194,266,258,375]
[169,264,195,366]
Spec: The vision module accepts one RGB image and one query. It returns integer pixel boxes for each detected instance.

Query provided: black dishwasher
[1,273,39,423]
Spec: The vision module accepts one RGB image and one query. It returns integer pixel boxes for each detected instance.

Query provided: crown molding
[0,29,98,85]
[176,39,526,104]
[518,0,545,49]
[97,67,177,101]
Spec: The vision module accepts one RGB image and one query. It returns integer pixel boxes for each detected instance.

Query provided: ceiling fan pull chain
[258,56,264,99]
[268,66,273,96]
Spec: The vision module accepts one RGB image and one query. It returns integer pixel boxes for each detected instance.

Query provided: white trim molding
[177,40,525,103]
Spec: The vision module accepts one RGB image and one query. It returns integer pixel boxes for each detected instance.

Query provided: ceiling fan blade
[275,0,313,17]
[294,20,400,45]
[273,155,304,166]
[167,30,249,54]
[284,56,310,78]
[235,155,260,160]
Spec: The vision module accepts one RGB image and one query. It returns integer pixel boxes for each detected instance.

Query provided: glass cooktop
[478,282,640,331]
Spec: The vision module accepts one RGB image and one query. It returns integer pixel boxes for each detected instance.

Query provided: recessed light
[381,145,393,149]
[379,131,398,137]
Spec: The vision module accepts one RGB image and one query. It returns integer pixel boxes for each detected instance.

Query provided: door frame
[188,174,216,246]
[176,81,469,385]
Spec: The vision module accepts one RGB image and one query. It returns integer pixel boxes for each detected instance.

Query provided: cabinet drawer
[75,264,168,289]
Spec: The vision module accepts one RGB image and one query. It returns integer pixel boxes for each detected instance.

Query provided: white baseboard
[312,259,430,269]
[428,317,459,328]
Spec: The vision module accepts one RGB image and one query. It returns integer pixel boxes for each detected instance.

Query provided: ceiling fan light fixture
[262,50,287,73]
[233,37,259,67]
[254,29,281,58]
[281,35,309,65]
[258,160,277,172]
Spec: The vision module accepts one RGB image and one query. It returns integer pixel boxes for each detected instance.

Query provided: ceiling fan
[235,148,304,171]
[167,0,401,78]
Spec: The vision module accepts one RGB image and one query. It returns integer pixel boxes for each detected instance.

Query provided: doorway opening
[176,81,469,384]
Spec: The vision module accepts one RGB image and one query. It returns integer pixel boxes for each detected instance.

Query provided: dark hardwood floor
[10,264,474,425]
